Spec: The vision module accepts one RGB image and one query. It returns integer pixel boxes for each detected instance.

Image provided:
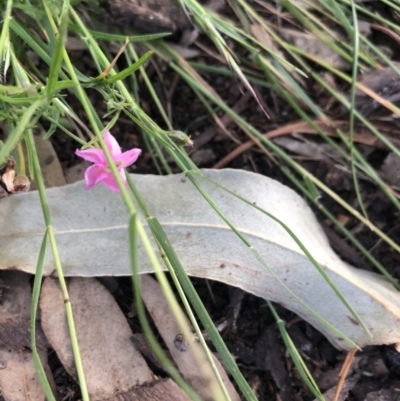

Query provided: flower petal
[119,168,126,180]
[101,171,127,193]
[103,131,121,156]
[114,148,142,169]
[84,164,108,190]
[76,148,106,165]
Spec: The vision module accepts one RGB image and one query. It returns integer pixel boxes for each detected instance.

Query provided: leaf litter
[2,0,400,400]
[3,165,399,398]
[141,274,240,401]
[0,272,50,401]
[40,277,153,401]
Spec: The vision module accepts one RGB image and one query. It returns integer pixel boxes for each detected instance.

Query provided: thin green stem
[128,214,202,401]
[127,175,231,401]
[24,128,89,401]
[31,229,57,401]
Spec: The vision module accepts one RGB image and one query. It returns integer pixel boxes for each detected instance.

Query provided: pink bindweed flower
[75,131,141,192]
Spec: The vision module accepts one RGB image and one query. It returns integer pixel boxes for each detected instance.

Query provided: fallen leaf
[351,62,400,117]
[312,375,359,401]
[251,24,306,87]
[102,378,192,401]
[40,277,153,401]
[280,28,350,70]
[2,169,400,350]
[104,0,190,33]
[380,152,400,188]
[273,136,328,160]
[65,161,90,184]
[255,326,291,401]
[0,346,48,401]
[31,126,66,189]
[141,274,240,401]
[130,332,162,370]
[168,44,201,59]
[0,272,49,350]
[0,272,51,401]
[251,24,281,55]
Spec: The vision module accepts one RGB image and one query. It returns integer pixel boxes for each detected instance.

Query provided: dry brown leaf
[40,277,153,401]
[32,126,66,189]
[353,62,400,117]
[313,375,359,401]
[370,23,400,47]
[168,44,201,59]
[0,272,50,401]
[141,274,240,401]
[280,28,350,70]
[358,63,400,91]
[104,0,191,33]
[65,36,87,51]
[333,349,358,401]
[255,326,291,399]
[65,161,90,184]
[251,24,306,87]
[250,24,280,54]
[380,152,400,188]
[0,346,48,401]
[273,137,328,160]
[213,119,392,169]
[102,378,192,401]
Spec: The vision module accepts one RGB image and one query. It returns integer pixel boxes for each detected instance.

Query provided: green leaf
[69,24,171,42]
[83,51,154,88]
[46,9,69,100]
[105,51,153,84]
[0,93,42,104]
[43,107,60,139]
[53,80,76,91]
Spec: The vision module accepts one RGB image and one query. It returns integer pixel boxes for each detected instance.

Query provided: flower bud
[167,130,193,147]
[12,174,30,193]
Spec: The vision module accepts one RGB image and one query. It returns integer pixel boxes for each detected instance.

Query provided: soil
[3,0,400,400]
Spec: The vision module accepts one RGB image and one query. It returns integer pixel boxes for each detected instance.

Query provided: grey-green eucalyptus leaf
[1,169,400,350]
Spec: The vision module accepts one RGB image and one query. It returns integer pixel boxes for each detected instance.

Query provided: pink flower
[75,131,141,192]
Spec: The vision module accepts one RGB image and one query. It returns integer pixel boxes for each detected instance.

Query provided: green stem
[24,128,90,401]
